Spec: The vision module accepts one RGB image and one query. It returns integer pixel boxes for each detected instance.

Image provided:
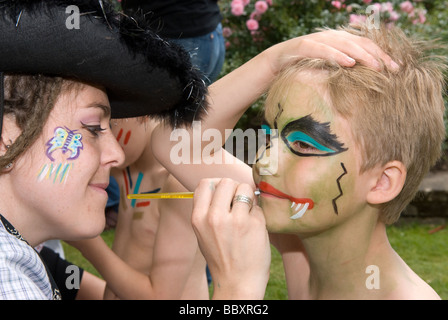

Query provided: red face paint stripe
[116,128,123,141]
[122,170,129,196]
[124,131,131,145]
[258,181,314,209]
[136,201,150,207]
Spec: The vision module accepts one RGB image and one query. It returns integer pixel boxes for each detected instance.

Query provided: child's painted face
[110,117,156,169]
[253,71,371,235]
[12,84,125,241]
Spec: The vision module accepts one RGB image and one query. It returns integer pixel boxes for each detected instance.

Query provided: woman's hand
[264,28,399,75]
[191,178,271,300]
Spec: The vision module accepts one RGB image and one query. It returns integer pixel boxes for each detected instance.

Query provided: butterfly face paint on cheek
[36,126,83,184]
[45,126,83,161]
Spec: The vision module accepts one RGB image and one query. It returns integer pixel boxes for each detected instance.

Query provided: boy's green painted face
[253,72,370,235]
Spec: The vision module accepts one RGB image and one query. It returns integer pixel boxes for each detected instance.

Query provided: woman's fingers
[191,178,270,299]
[269,28,399,74]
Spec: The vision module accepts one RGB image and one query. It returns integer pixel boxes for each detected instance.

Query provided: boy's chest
[114,166,170,212]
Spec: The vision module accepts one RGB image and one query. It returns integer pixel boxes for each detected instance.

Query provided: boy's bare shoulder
[385,271,441,300]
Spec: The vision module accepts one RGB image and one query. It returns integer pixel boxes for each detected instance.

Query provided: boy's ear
[366,161,407,205]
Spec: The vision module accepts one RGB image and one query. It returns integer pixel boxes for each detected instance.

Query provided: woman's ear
[366,161,407,205]
[0,114,20,155]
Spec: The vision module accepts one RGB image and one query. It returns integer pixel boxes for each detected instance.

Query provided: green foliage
[220,0,448,137]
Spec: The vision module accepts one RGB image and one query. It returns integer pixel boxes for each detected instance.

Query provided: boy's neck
[299,208,396,299]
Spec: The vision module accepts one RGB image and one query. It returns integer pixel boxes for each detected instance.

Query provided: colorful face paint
[258,181,314,219]
[45,127,83,161]
[332,162,348,215]
[280,114,347,157]
[37,163,74,184]
[122,168,161,208]
[116,128,132,145]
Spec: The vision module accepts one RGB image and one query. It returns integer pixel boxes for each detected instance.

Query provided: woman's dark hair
[0,74,67,170]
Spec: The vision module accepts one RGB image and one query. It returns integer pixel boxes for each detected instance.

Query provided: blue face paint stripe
[131,172,144,208]
[285,131,335,153]
[261,124,271,135]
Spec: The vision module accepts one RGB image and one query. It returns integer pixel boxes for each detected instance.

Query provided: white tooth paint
[290,202,310,220]
[295,203,302,211]
[291,202,296,208]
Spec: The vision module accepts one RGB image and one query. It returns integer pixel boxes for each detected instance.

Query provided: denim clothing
[170,23,226,85]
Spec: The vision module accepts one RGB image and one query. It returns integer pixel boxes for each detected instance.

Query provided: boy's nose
[254,137,279,176]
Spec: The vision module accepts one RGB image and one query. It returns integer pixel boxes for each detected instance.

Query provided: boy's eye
[294,141,318,152]
[279,114,348,157]
[284,131,335,156]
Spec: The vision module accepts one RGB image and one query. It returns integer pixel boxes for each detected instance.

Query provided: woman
[0,0,206,299]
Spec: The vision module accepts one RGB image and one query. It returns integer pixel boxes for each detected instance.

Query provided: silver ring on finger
[232,194,253,209]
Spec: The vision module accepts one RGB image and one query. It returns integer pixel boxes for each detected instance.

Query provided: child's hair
[0,74,82,170]
[265,24,447,224]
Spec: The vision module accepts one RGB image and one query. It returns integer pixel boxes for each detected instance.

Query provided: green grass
[63,221,448,300]
[387,221,448,299]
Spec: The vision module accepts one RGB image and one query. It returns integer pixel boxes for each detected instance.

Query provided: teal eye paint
[280,114,347,157]
[285,131,335,153]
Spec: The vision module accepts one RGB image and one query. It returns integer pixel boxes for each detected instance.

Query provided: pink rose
[246,18,259,31]
[389,11,400,21]
[242,0,251,5]
[417,9,427,23]
[399,1,414,14]
[231,2,245,16]
[363,0,372,4]
[331,1,342,10]
[255,1,269,14]
[349,14,367,25]
[381,2,394,13]
[222,27,232,38]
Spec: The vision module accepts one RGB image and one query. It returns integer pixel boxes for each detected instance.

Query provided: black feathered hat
[0,0,208,129]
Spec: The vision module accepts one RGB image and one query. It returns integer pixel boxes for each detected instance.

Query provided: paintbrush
[127,190,261,200]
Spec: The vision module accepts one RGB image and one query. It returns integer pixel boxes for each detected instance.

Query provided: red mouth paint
[258,181,314,209]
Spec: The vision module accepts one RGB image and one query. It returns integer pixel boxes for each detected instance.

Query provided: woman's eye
[81,122,106,137]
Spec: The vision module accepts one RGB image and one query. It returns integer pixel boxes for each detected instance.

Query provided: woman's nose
[102,130,125,168]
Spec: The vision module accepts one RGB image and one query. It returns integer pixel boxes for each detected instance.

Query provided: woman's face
[11,84,125,240]
[253,71,372,236]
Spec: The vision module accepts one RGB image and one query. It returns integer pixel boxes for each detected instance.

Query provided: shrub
[220,0,448,152]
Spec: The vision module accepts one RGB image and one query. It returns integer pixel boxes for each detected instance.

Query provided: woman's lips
[89,182,109,196]
[257,181,314,219]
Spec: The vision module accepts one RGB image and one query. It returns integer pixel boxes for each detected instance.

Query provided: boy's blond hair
[265,24,447,224]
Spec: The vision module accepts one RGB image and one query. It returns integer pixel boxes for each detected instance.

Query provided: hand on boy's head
[268,28,399,74]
